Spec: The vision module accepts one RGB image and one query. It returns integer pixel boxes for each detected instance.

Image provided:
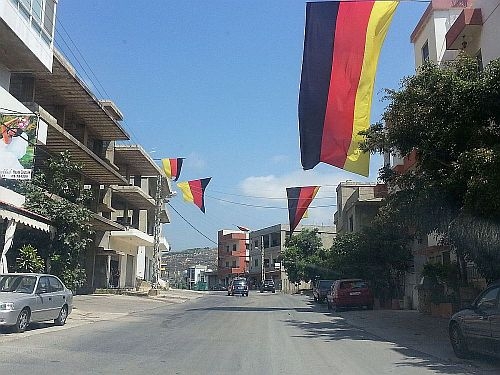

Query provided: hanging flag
[162,158,184,181]
[177,178,211,213]
[287,186,320,235]
[298,1,398,177]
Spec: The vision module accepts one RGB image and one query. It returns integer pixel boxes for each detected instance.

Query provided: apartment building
[0,0,173,292]
[334,181,387,236]
[217,229,248,286]
[248,224,336,293]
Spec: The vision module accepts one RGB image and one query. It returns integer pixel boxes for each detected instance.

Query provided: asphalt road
[0,292,495,374]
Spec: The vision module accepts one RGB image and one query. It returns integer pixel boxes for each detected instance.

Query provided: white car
[0,273,73,333]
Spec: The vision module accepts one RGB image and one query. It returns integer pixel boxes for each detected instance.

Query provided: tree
[17,151,94,290]
[326,219,412,300]
[282,229,333,283]
[361,56,500,281]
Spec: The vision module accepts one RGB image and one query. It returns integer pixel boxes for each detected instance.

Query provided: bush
[15,244,44,273]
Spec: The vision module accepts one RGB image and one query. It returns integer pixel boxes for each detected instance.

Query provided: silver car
[0,273,73,333]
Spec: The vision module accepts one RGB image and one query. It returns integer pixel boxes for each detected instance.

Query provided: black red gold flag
[286,186,320,235]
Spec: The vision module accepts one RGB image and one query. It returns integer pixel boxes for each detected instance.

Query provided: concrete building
[186,264,208,290]
[334,181,387,235]
[217,229,248,286]
[0,0,173,292]
[248,224,336,293]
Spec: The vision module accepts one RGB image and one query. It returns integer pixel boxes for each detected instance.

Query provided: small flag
[287,186,320,234]
[162,158,184,181]
[177,177,211,213]
[237,226,250,232]
[298,1,398,176]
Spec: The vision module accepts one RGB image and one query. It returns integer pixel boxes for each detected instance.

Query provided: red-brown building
[217,230,249,286]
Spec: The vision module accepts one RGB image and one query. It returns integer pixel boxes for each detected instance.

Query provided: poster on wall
[0,114,38,180]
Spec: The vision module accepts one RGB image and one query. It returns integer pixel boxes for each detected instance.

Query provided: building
[334,181,387,235]
[217,229,248,286]
[392,0,500,309]
[0,0,173,292]
[186,264,209,290]
[248,224,336,293]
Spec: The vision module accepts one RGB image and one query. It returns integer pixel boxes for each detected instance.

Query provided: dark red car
[327,279,374,311]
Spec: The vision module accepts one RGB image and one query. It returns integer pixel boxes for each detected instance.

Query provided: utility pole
[261,234,265,285]
[150,174,162,294]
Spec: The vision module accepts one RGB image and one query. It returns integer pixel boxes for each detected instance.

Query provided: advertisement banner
[0,114,38,180]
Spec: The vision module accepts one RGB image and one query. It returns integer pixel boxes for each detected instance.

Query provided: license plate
[349,291,361,296]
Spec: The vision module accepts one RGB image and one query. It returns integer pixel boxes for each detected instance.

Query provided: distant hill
[162,247,217,279]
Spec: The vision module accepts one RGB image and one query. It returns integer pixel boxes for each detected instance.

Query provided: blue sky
[56,1,428,251]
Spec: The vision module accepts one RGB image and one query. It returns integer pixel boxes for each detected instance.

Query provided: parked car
[227,278,249,296]
[0,273,73,333]
[260,279,276,293]
[313,279,335,303]
[449,281,500,358]
[327,279,373,311]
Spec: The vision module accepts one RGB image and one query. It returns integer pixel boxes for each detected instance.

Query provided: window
[348,216,354,232]
[476,286,499,311]
[48,277,64,292]
[421,40,429,62]
[225,262,229,268]
[11,0,56,45]
[254,240,259,248]
[36,276,50,294]
[232,260,237,267]
[264,259,270,268]
[254,259,258,267]
[232,244,236,252]
[226,245,229,253]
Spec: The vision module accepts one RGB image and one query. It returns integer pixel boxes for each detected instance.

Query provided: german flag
[177,177,211,213]
[287,186,320,235]
[162,158,184,181]
[298,1,397,176]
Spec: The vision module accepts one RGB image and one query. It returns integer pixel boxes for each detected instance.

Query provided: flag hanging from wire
[162,158,184,181]
[298,1,398,177]
[177,177,211,213]
[286,186,320,235]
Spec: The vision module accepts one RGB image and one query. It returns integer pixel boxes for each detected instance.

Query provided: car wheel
[272,290,275,293]
[14,308,30,333]
[450,323,470,358]
[54,305,68,326]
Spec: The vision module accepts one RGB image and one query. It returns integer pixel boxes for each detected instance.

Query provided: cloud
[184,152,206,171]
[238,168,366,226]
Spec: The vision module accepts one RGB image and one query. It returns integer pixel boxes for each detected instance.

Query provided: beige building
[0,0,173,292]
[248,224,336,293]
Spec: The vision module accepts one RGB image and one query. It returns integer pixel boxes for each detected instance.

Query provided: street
[0,291,499,375]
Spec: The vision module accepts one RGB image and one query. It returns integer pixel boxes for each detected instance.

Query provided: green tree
[15,244,44,273]
[282,228,332,283]
[361,56,500,282]
[19,151,94,291]
[326,219,411,299]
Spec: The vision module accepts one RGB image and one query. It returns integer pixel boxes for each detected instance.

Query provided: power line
[167,202,218,245]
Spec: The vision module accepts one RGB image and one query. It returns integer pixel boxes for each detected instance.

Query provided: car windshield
[0,275,37,294]
[319,281,334,288]
[234,280,247,286]
[340,280,367,290]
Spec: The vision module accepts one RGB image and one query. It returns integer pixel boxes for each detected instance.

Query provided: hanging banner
[0,114,38,180]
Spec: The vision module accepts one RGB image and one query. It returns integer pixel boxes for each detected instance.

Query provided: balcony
[111,185,155,210]
[446,8,483,50]
[32,105,129,185]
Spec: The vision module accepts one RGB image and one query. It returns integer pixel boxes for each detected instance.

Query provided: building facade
[217,229,248,286]
[248,224,336,293]
[0,0,173,292]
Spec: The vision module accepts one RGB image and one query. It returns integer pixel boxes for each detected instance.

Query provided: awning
[110,228,154,247]
[0,203,53,233]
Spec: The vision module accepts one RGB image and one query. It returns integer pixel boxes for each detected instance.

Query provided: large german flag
[298,1,398,176]
[177,178,211,213]
[287,186,320,235]
[162,158,184,181]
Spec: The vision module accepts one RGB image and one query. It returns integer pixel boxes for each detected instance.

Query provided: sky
[55,0,429,251]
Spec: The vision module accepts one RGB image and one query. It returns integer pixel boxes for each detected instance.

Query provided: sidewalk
[70,288,206,324]
[336,309,500,372]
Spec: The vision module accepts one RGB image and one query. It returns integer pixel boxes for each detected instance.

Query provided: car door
[462,286,499,354]
[488,292,500,355]
[48,276,67,319]
[32,276,52,322]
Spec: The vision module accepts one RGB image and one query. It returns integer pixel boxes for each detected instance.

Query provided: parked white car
[0,273,73,333]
